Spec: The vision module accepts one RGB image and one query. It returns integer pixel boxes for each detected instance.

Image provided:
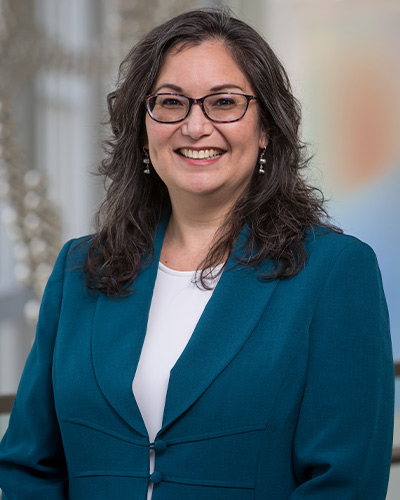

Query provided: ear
[258,127,269,149]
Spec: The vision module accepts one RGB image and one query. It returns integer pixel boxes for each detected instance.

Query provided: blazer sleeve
[291,240,394,499]
[0,240,75,499]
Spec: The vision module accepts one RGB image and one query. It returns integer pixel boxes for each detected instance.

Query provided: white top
[132,262,221,497]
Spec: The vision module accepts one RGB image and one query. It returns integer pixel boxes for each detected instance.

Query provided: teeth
[179,148,223,159]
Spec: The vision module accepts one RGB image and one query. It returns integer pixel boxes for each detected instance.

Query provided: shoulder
[285,226,384,300]
[58,235,93,269]
[303,225,378,271]
[46,235,93,289]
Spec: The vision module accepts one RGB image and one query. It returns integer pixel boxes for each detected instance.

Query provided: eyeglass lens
[146,93,250,123]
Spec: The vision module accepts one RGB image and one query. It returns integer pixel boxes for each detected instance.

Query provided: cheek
[230,119,262,154]
[145,116,166,147]
[145,119,175,154]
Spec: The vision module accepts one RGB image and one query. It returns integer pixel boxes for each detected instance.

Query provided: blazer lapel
[161,231,279,433]
[92,218,279,438]
[91,216,168,437]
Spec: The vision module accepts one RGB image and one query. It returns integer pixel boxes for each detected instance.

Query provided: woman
[0,9,394,500]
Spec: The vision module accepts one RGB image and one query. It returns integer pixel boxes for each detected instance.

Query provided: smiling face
[145,40,267,209]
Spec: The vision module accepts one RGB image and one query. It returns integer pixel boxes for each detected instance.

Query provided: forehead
[153,40,253,94]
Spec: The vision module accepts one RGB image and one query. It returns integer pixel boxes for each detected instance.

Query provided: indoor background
[0,0,399,496]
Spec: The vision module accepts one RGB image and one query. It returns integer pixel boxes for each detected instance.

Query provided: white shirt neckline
[158,261,195,277]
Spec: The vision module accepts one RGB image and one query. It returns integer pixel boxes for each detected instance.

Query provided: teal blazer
[0,221,394,499]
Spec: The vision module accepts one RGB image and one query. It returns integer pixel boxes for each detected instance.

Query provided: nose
[181,102,213,140]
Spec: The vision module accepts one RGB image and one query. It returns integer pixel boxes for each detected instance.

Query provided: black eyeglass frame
[144,92,258,124]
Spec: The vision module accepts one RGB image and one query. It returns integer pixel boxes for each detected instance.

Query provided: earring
[143,149,151,174]
[258,146,267,175]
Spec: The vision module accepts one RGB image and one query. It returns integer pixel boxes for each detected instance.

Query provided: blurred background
[0,0,399,496]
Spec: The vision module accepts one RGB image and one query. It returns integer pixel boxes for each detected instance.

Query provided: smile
[178,148,224,160]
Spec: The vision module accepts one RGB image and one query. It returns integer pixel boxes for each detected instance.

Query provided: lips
[178,148,224,160]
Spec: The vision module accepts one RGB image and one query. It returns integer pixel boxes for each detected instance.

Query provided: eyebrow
[153,83,245,93]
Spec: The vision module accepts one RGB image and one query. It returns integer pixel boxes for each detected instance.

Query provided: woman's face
[145,40,267,208]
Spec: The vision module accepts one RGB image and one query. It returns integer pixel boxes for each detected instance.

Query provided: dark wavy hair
[85,8,337,295]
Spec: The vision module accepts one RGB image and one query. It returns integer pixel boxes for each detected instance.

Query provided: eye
[215,97,235,107]
[206,94,238,109]
[159,96,185,108]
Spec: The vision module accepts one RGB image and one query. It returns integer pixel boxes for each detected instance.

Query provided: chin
[177,179,222,196]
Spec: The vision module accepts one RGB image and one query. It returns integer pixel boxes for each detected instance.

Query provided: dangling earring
[258,146,267,175]
[143,148,151,174]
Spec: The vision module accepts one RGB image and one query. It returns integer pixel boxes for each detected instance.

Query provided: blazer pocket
[59,416,149,478]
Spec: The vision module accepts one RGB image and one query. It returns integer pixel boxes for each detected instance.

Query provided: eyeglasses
[144,92,257,124]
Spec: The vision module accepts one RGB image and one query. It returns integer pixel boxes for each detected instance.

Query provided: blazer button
[150,471,162,484]
[154,439,167,453]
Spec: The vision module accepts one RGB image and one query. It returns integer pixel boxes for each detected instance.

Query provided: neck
[160,195,232,271]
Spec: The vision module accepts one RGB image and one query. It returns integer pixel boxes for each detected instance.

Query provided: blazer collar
[92,216,279,438]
